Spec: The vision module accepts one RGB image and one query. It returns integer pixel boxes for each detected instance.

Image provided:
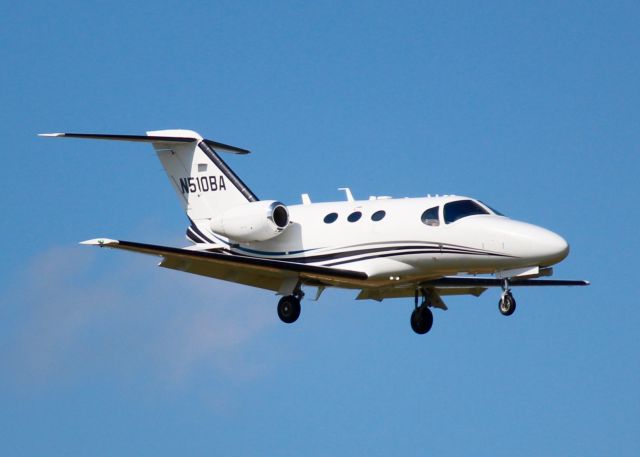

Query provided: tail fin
[145,129,257,217]
[39,129,258,244]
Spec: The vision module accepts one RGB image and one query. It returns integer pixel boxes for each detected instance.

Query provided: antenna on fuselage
[338,188,355,202]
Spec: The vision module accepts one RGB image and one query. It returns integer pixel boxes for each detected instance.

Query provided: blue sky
[1,1,638,455]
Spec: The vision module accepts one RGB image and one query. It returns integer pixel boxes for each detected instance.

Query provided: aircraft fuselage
[208,195,569,283]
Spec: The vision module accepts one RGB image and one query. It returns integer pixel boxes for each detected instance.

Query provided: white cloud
[0,244,279,391]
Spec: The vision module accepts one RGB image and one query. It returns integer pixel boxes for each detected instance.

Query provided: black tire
[499,293,516,316]
[410,306,434,334]
[277,296,301,324]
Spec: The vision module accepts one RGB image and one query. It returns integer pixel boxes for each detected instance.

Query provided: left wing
[80,238,369,292]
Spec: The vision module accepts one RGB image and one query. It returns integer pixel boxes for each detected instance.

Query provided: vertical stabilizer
[146,129,258,244]
[39,129,258,245]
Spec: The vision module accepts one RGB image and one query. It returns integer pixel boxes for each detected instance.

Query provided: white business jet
[41,130,589,334]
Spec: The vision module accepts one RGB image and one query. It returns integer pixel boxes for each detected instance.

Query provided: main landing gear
[277,289,304,324]
[410,290,434,335]
[498,279,517,316]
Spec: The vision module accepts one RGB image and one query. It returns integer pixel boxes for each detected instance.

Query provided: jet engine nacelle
[210,200,290,242]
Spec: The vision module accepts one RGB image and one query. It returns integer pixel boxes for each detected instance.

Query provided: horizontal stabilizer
[39,132,250,154]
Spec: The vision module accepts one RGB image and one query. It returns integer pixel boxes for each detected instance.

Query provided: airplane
[40,129,589,334]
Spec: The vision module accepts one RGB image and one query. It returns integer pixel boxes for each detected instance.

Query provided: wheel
[499,292,516,316]
[410,306,434,334]
[277,295,301,323]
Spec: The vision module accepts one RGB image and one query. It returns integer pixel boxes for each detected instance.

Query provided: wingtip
[38,133,65,137]
[80,238,119,247]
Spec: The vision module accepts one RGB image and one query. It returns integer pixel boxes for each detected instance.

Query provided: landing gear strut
[410,289,434,335]
[498,279,517,316]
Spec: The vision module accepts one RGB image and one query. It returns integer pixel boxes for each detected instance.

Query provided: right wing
[80,238,369,292]
[421,277,590,287]
[357,275,589,303]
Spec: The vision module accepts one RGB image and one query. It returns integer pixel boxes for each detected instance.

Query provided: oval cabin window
[371,210,386,221]
[347,211,362,222]
[324,213,338,224]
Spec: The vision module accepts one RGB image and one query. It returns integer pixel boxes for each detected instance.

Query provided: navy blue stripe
[186,229,202,244]
[324,249,509,267]
[187,221,510,263]
[209,243,512,265]
[187,219,215,244]
[233,242,488,261]
[253,244,509,264]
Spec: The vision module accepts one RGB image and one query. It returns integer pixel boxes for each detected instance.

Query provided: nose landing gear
[498,279,517,316]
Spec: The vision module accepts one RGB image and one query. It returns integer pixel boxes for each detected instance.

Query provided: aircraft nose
[537,229,570,265]
[499,220,570,266]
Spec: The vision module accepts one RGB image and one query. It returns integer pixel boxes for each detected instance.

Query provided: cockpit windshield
[479,201,505,216]
[443,200,490,224]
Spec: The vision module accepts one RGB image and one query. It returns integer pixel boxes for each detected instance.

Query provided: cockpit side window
[421,206,440,227]
[443,200,489,224]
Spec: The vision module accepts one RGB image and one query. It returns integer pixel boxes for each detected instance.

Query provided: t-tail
[39,129,259,245]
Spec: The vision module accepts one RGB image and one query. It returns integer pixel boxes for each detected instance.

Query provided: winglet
[80,238,119,247]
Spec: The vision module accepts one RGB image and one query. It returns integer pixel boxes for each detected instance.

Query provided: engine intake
[210,200,290,242]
